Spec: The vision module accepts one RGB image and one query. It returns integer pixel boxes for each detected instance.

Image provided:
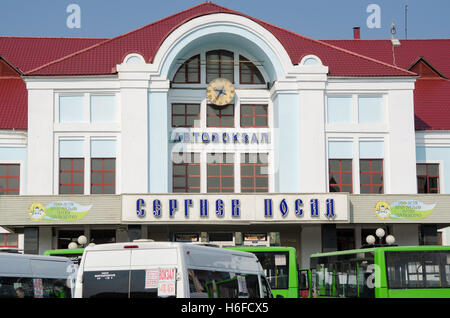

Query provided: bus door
[298,269,311,298]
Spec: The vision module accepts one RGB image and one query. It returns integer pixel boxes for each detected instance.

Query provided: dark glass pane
[91,185,103,194]
[256,177,268,188]
[207,177,220,189]
[8,178,19,189]
[241,105,253,115]
[360,186,372,194]
[428,164,439,176]
[329,173,340,185]
[173,66,186,83]
[255,165,268,176]
[329,160,340,171]
[104,172,115,184]
[207,116,219,127]
[221,177,234,188]
[60,159,72,171]
[371,160,383,172]
[360,173,371,185]
[59,185,71,194]
[241,177,254,188]
[240,117,253,127]
[416,164,426,176]
[172,116,186,127]
[172,104,186,114]
[8,165,19,176]
[91,159,103,171]
[73,159,84,171]
[254,105,267,115]
[173,165,186,176]
[187,104,200,115]
[91,172,103,184]
[342,173,352,185]
[428,177,438,189]
[255,117,268,127]
[241,166,254,176]
[220,105,234,115]
[83,270,129,298]
[173,177,186,187]
[72,186,84,194]
[104,159,115,171]
[187,177,200,187]
[7,190,19,195]
[359,160,371,172]
[207,105,220,115]
[73,172,84,185]
[0,178,6,189]
[207,165,220,176]
[342,186,353,193]
[341,160,352,171]
[0,165,6,176]
[417,177,427,193]
[372,173,383,185]
[220,116,234,127]
[187,165,200,175]
[221,165,234,176]
[103,186,115,194]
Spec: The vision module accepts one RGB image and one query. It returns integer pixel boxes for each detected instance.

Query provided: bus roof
[227,246,297,252]
[44,248,85,255]
[310,245,450,258]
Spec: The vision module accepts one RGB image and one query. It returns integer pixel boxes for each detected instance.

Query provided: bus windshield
[385,250,450,289]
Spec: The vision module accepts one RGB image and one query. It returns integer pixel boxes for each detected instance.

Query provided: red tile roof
[24,2,414,77]
[0,3,448,131]
[0,37,107,74]
[323,39,450,131]
[0,77,27,130]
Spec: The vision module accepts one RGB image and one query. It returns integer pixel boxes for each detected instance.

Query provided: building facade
[0,3,449,267]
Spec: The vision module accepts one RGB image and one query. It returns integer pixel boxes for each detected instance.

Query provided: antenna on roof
[405,0,408,39]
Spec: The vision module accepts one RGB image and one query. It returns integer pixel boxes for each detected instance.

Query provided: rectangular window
[207,153,234,193]
[206,50,234,83]
[0,234,19,248]
[358,96,383,123]
[0,164,20,195]
[417,163,440,193]
[91,158,116,194]
[59,95,85,123]
[360,159,383,194]
[59,158,84,194]
[327,96,352,123]
[173,55,200,84]
[241,153,269,193]
[172,153,200,193]
[329,159,352,193]
[90,95,116,123]
[171,103,200,128]
[207,104,234,128]
[240,104,268,128]
[252,252,289,290]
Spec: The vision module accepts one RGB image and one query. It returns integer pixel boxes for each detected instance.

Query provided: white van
[0,252,74,298]
[75,241,273,298]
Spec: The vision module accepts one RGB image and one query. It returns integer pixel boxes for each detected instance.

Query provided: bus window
[82,270,130,298]
[386,251,450,289]
[253,252,289,290]
[298,270,310,298]
[188,269,260,298]
[357,260,375,298]
[0,277,70,298]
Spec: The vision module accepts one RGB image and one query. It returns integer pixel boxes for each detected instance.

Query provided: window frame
[206,104,235,128]
[240,104,269,128]
[91,158,116,194]
[328,159,353,193]
[171,103,201,128]
[417,163,440,194]
[0,163,20,195]
[240,153,269,193]
[239,55,265,85]
[172,54,201,84]
[59,158,85,195]
[172,153,201,193]
[207,153,235,193]
[359,159,384,194]
[206,50,235,84]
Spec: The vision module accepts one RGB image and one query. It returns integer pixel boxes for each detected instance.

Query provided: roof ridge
[0,36,108,40]
[251,19,416,76]
[25,2,416,77]
[25,2,219,75]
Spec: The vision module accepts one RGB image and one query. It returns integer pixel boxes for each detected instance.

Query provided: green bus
[226,246,302,298]
[302,245,450,298]
[44,248,85,265]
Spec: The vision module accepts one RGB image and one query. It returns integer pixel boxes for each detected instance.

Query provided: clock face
[207,78,235,106]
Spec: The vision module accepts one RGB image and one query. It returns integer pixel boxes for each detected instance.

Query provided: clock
[207,78,235,106]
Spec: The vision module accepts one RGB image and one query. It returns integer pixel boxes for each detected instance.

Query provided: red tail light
[124,245,139,249]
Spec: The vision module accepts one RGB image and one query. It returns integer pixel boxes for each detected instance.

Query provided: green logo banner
[375,200,435,220]
[28,201,92,221]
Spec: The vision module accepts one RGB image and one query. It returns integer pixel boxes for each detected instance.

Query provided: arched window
[206,50,234,83]
[173,54,200,83]
[239,55,265,84]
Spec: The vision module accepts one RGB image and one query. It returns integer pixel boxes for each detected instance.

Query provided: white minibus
[75,241,273,298]
[0,252,73,298]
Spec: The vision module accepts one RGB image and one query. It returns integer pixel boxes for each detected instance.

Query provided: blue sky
[0,0,448,39]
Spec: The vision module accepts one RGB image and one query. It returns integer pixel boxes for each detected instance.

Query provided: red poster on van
[158,268,176,297]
